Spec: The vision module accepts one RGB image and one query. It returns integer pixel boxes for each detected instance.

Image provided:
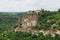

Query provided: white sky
[0,0,60,12]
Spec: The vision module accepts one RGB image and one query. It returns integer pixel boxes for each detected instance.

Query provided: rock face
[21,14,38,29]
[14,10,41,31]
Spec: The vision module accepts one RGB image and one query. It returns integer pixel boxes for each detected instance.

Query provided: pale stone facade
[21,14,38,29]
[14,10,40,32]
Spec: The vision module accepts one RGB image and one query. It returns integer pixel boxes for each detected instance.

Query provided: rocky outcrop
[14,10,41,31]
[21,14,38,29]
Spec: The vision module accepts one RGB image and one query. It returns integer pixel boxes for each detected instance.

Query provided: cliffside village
[12,9,60,37]
[14,10,40,32]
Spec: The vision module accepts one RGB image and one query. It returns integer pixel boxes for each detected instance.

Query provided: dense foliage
[33,10,60,31]
[0,31,60,40]
[0,13,18,33]
[0,9,60,40]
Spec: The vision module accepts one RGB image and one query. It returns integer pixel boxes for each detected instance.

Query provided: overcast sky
[0,0,60,12]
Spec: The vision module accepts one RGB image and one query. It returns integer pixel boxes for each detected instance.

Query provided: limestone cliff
[14,10,41,32]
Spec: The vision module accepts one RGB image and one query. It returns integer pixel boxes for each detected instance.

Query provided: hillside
[0,10,60,40]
